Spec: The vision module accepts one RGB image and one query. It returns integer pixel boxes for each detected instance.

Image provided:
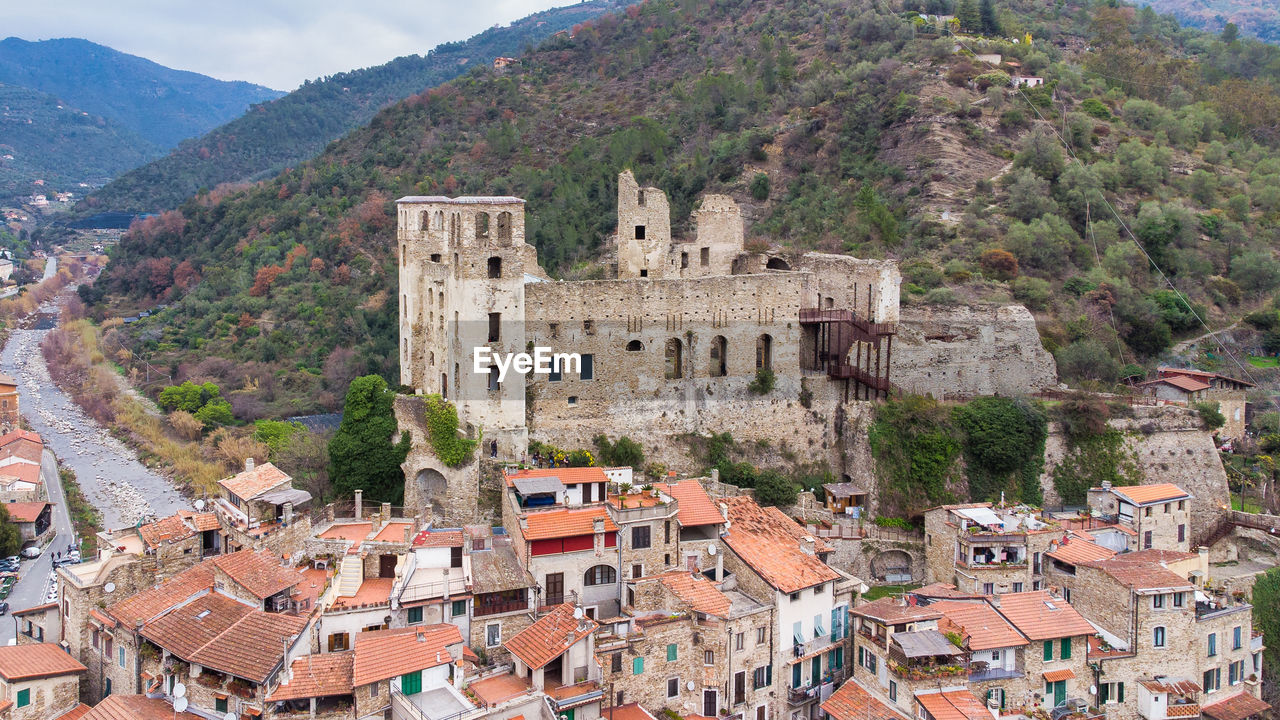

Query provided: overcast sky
[7,0,571,91]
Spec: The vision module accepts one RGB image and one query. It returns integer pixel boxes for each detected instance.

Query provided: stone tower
[615,170,671,278]
[396,195,532,459]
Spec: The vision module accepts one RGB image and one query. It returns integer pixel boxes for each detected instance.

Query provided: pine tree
[979,0,1001,36]
[957,0,980,32]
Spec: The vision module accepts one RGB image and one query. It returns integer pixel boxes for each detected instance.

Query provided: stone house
[850,598,945,716]
[5,501,51,542]
[468,532,537,662]
[0,376,19,429]
[214,459,313,554]
[505,603,604,720]
[54,550,152,701]
[1150,368,1253,440]
[988,590,1095,713]
[348,624,474,720]
[926,599,1031,712]
[10,602,58,646]
[393,528,471,637]
[719,496,858,720]
[607,487,681,590]
[603,569,773,719]
[650,480,727,577]
[0,643,86,720]
[1085,484,1193,552]
[923,504,1058,595]
[265,651,355,719]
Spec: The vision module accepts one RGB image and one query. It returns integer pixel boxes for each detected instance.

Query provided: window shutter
[766,664,772,686]
[1118,683,1125,703]
[1043,640,1053,661]
[634,657,644,675]
[1061,638,1072,660]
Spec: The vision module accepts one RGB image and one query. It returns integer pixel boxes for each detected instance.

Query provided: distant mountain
[1141,0,1280,44]
[0,37,283,150]
[0,83,159,202]
[77,0,623,216]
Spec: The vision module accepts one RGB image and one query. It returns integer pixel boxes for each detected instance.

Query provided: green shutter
[401,670,422,695]
[792,663,802,687]
[765,664,772,686]
[16,689,29,708]
[833,647,844,669]
[1118,683,1125,703]
[667,644,677,661]
[1099,684,1109,705]
[216,698,228,713]
[633,657,644,675]
[1043,640,1053,661]
[1061,638,1072,660]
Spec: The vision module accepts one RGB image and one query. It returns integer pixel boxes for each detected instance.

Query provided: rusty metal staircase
[800,308,896,400]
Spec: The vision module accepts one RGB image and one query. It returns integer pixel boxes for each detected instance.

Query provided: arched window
[433,211,444,230]
[584,565,617,586]
[626,340,643,352]
[665,339,683,379]
[476,212,490,239]
[419,211,430,231]
[756,334,772,371]
[709,336,727,377]
[488,256,502,279]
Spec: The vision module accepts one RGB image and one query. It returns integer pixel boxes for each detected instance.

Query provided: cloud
[6,0,569,90]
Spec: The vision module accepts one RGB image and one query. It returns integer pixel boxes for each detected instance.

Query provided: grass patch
[57,462,101,556]
[1247,355,1280,368]
[861,583,922,601]
[1231,496,1263,513]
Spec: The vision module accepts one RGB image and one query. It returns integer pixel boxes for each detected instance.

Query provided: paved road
[0,449,74,646]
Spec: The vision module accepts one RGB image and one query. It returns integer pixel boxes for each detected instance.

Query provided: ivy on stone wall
[952,396,1048,505]
[868,395,961,518]
[1049,393,1140,505]
[423,393,477,468]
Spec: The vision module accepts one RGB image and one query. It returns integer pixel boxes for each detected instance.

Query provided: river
[0,321,188,531]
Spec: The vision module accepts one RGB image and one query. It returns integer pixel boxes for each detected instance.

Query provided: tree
[979,0,1001,35]
[594,435,645,468]
[956,0,980,32]
[328,375,411,503]
[1013,126,1066,182]
[1250,568,1280,693]
[0,506,20,558]
[1220,22,1239,43]
[755,469,798,507]
[1006,169,1058,222]
[979,248,1019,281]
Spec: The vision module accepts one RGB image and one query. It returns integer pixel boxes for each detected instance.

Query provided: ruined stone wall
[1040,406,1230,544]
[616,170,672,279]
[396,394,480,524]
[791,253,901,325]
[892,304,1057,398]
[666,194,744,279]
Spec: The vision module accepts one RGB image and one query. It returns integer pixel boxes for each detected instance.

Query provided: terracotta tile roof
[1160,367,1255,388]
[0,643,86,679]
[141,592,307,683]
[266,652,354,701]
[914,690,993,720]
[373,520,414,543]
[605,703,657,720]
[912,583,989,601]
[1043,668,1076,682]
[332,578,394,609]
[654,480,724,527]
[851,597,943,624]
[1201,691,1272,720]
[81,695,202,720]
[469,672,532,705]
[56,703,92,720]
[138,513,196,547]
[506,466,608,488]
[505,603,598,670]
[11,601,58,616]
[722,496,838,594]
[352,624,463,686]
[1106,549,1199,565]
[0,459,43,480]
[0,429,42,447]
[1138,375,1211,393]
[1046,535,1116,565]
[1107,483,1192,506]
[927,600,1027,650]
[89,609,117,627]
[523,506,617,540]
[994,591,1094,640]
[0,374,13,387]
[218,461,291,500]
[211,549,301,598]
[657,571,731,617]
[108,561,216,625]
[1085,557,1194,591]
[3,501,48,522]
[319,522,372,541]
[822,677,909,720]
[180,511,221,531]
[413,528,465,547]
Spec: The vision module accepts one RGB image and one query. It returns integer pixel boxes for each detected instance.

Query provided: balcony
[473,598,529,618]
[968,666,1025,683]
[788,686,821,706]
[792,632,842,662]
[1195,597,1251,621]
[857,627,887,648]
[888,659,967,681]
[1165,702,1201,718]
[1251,631,1264,652]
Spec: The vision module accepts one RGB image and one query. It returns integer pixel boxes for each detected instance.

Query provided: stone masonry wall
[892,304,1057,398]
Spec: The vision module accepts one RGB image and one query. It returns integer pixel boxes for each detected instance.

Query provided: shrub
[1080,98,1112,121]
[1195,402,1226,430]
[748,368,776,394]
[168,411,203,441]
[423,394,477,468]
[1011,276,1052,310]
[749,173,771,201]
[1055,340,1120,384]
[922,287,958,305]
[594,435,645,468]
[193,398,235,428]
[979,249,1018,281]
[754,469,798,507]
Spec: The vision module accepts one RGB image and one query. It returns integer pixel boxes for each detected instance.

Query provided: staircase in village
[337,554,363,596]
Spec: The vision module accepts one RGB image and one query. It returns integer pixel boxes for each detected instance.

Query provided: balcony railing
[969,667,1024,683]
[788,686,820,705]
[1252,632,1264,652]
[473,599,529,617]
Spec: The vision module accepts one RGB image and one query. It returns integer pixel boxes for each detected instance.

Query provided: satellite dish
[194,499,206,511]
[572,607,584,620]
[1089,685,1097,696]
[225,714,237,720]
[708,544,717,556]
[174,697,188,713]
[687,681,696,691]
[104,583,115,594]
[174,682,186,698]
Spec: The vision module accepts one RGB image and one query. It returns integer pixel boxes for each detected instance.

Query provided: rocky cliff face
[891,304,1058,399]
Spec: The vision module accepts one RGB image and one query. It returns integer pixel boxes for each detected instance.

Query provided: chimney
[381,502,391,522]
[404,525,412,544]
[710,468,720,484]
[593,517,605,534]
[1198,546,1209,584]
[443,567,450,602]
[354,490,363,520]
[283,502,293,525]
[718,502,730,525]
[715,545,723,581]
[1101,480,1112,491]
[245,457,255,473]
[800,536,815,556]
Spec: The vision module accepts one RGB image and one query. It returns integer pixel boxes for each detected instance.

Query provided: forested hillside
[1142,0,1280,45]
[0,83,158,198]
[0,37,282,149]
[83,0,1280,421]
[76,0,625,215]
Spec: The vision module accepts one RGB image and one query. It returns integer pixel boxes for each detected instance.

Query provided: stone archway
[415,468,448,515]
[870,549,915,583]
[766,257,791,270]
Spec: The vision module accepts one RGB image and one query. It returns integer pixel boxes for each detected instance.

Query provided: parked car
[20,546,41,559]
[3,556,17,566]
[0,602,9,615]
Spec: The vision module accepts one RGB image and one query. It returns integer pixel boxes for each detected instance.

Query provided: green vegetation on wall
[424,394,478,468]
[1048,394,1141,505]
[327,375,410,503]
[869,395,962,517]
[953,396,1048,504]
